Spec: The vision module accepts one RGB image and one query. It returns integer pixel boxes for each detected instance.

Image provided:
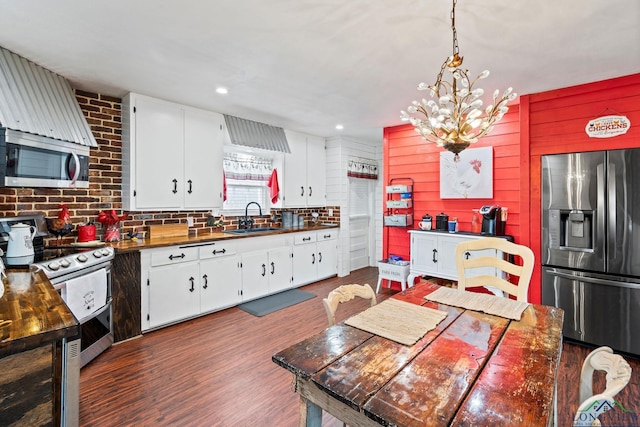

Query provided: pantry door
[349,177,374,271]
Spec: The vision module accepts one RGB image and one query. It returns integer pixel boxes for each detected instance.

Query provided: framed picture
[440,147,493,198]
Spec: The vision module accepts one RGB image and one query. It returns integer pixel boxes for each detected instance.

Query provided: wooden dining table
[272,281,564,426]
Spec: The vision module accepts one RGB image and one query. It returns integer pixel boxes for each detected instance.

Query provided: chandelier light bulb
[401,0,516,161]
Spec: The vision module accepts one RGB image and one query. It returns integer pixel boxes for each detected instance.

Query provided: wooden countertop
[1,269,79,358]
[106,224,340,253]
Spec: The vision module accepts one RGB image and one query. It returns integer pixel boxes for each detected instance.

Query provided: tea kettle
[6,222,36,259]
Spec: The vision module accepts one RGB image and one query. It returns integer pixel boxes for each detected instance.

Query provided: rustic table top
[0,269,79,358]
[273,281,564,426]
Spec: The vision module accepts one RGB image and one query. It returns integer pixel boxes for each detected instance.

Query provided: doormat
[237,289,316,317]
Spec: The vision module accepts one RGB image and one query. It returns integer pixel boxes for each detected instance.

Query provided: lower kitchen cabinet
[408,230,506,284]
[199,242,241,312]
[148,261,200,329]
[292,230,337,287]
[241,246,292,300]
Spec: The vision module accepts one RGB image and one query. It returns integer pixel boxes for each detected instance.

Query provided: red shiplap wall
[383,105,523,281]
[526,73,640,303]
[384,73,640,302]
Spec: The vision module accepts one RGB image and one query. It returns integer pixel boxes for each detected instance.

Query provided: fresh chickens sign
[585,115,630,138]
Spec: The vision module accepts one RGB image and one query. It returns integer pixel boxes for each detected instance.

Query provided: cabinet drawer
[294,233,317,245]
[150,246,199,266]
[317,230,337,241]
[199,241,236,259]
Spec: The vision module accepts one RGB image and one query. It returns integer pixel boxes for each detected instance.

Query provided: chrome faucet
[241,201,263,229]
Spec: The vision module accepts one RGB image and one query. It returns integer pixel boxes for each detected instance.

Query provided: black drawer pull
[303,237,311,242]
[212,248,227,255]
[202,274,208,289]
[189,277,195,292]
[169,253,186,260]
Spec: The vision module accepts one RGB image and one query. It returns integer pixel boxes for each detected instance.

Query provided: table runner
[424,286,529,320]
[345,298,448,346]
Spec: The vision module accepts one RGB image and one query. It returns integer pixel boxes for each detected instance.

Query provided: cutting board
[148,224,189,239]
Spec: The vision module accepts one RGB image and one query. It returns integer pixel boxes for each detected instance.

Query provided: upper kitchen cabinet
[282,130,326,207]
[122,93,224,211]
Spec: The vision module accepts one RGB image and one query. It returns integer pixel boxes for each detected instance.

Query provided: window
[223,152,273,215]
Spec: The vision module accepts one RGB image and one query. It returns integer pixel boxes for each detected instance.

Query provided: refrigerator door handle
[607,161,616,262]
[547,270,640,290]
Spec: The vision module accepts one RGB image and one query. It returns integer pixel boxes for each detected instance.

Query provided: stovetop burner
[30,246,115,279]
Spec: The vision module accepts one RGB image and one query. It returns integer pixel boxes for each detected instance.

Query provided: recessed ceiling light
[335,124,344,130]
[216,87,228,95]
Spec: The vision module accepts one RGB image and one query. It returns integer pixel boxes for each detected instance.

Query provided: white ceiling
[0,0,638,143]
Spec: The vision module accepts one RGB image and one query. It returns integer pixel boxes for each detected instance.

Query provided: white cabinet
[199,241,241,312]
[408,231,504,284]
[241,246,292,300]
[122,93,224,211]
[283,130,326,207]
[292,230,338,287]
[143,246,200,329]
[142,242,239,330]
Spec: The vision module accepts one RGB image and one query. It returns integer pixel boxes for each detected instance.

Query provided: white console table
[407,230,509,286]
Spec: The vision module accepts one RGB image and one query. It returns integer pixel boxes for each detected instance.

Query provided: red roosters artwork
[46,204,74,242]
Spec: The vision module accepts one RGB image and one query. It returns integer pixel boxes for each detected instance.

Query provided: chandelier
[401,0,516,162]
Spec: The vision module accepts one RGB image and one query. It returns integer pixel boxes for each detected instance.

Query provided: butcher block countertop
[107,224,339,253]
[0,269,79,358]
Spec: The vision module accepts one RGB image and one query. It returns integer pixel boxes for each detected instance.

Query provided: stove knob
[77,254,88,263]
[101,248,111,256]
[60,259,71,268]
[93,250,103,258]
[48,261,61,271]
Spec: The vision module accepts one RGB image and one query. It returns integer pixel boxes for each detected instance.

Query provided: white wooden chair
[573,346,632,426]
[323,284,377,326]
[455,237,534,302]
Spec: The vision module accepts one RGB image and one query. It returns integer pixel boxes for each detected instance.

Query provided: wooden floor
[80,267,640,426]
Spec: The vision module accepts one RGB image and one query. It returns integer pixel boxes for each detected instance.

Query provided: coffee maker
[480,205,505,235]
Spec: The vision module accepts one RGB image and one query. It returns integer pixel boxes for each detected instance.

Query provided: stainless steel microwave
[1,128,90,188]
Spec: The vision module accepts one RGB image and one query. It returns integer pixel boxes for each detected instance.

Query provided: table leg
[299,397,322,427]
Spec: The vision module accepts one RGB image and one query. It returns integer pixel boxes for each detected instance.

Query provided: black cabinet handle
[261,263,266,277]
[300,186,304,196]
[303,237,311,242]
[312,253,315,264]
[172,178,178,194]
[270,261,275,275]
[169,253,186,260]
[202,274,208,289]
[187,179,193,194]
[318,252,322,263]
[189,277,195,292]
[323,234,331,239]
[309,186,312,196]
[212,248,226,255]
[465,251,471,260]
[432,249,438,263]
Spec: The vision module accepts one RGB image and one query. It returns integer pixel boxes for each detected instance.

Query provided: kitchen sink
[223,227,282,235]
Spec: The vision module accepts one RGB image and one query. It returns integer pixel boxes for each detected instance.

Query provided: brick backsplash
[0,90,339,245]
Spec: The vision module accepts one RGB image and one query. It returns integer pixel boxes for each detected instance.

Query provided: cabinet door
[200,255,241,312]
[283,130,308,207]
[316,237,337,280]
[268,246,293,293]
[148,262,199,328]
[241,251,270,301]
[134,96,184,209]
[184,109,224,209]
[411,233,439,275]
[437,235,463,279]
[306,135,326,206]
[292,243,317,287]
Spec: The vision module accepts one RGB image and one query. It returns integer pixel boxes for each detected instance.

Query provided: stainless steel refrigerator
[542,149,640,356]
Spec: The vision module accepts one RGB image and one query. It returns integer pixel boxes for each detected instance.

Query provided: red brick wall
[0,90,339,244]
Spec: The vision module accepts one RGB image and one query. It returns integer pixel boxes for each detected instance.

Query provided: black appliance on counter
[480,205,504,235]
[435,212,449,231]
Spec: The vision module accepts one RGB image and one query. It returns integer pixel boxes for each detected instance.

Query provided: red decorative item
[97,210,128,242]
